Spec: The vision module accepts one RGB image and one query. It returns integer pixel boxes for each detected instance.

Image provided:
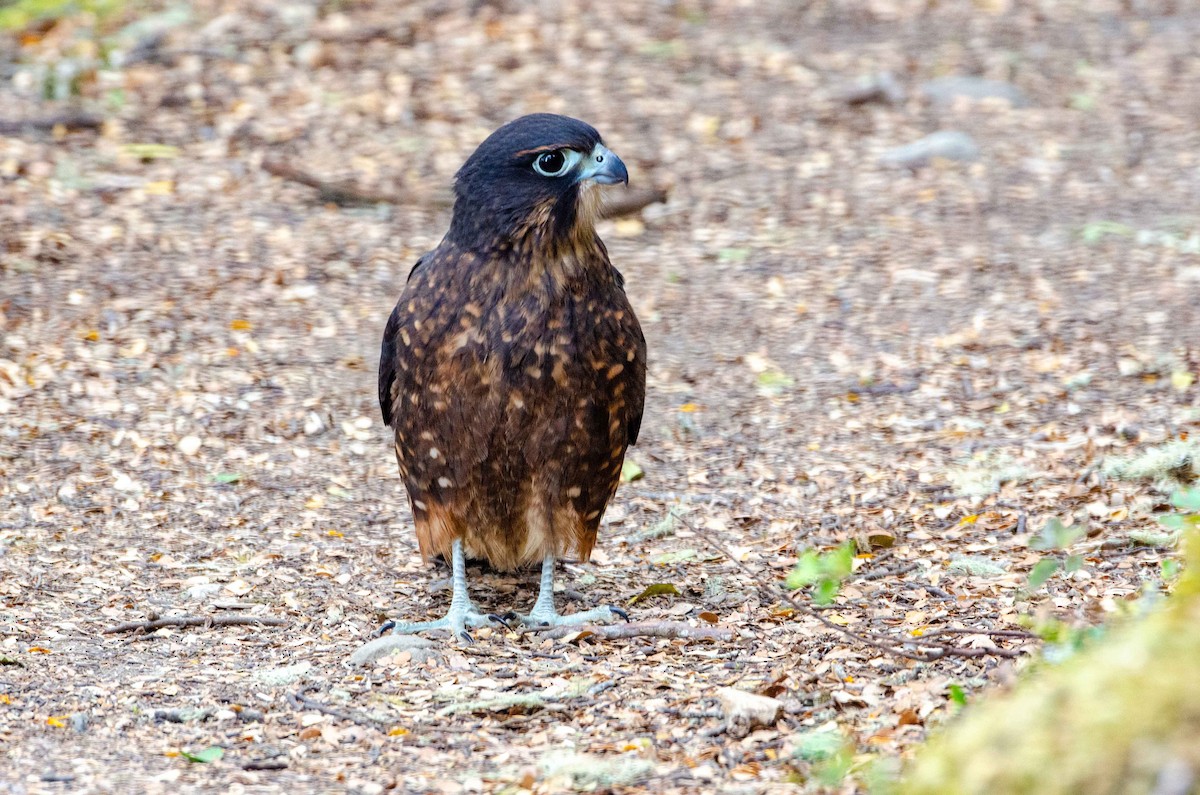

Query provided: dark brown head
[446,114,628,252]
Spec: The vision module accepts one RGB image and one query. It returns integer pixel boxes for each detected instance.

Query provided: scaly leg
[383,539,499,643]
[507,554,629,627]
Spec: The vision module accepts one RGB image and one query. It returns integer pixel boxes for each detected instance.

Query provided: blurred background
[1,0,1199,789]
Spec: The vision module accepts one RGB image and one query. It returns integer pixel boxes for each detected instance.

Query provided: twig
[918,628,1036,639]
[261,154,668,217]
[600,187,669,219]
[261,156,401,205]
[521,620,733,642]
[103,615,287,634]
[0,111,106,136]
[242,759,288,771]
[286,688,388,731]
[917,582,955,600]
[673,514,1029,662]
[857,562,918,581]
[848,381,919,397]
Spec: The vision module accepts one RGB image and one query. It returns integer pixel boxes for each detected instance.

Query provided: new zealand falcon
[378,114,646,641]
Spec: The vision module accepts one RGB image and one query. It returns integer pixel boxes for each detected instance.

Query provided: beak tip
[587,145,629,186]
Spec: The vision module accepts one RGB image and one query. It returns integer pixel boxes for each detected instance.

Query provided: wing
[378,253,430,427]
[381,247,514,559]
[622,285,647,447]
[603,264,645,446]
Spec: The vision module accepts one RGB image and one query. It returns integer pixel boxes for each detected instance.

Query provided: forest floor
[2,1,1199,792]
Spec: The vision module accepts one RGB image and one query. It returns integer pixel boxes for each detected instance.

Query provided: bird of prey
[378,114,646,642]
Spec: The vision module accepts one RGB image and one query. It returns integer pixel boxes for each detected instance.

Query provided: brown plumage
[378,114,646,640]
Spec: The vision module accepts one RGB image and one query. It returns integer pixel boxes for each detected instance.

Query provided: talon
[457,630,475,644]
[501,611,520,623]
[378,619,396,636]
[487,613,512,630]
[609,607,630,622]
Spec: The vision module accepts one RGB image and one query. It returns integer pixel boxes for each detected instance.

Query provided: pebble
[838,71,906,105]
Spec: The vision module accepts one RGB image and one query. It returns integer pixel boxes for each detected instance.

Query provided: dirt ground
[2,0,1199,792]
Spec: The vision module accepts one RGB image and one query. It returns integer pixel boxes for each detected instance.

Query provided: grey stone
[838,71,906,105]
[920,76,1028,107]
[349,634,438,667]
[879,131,980,168]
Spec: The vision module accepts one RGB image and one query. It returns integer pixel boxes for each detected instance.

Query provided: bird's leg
[385,539,499,643]
[508,554,628,628]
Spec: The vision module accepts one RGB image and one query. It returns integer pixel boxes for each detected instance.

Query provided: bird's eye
[533,150,568,177]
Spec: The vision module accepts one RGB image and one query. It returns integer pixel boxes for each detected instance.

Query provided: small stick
[242,759,288,771]
[916,582,955,600]
[918,628,1036,639]
[857,562,919,581]
[522,620,733,642]
[287,689,388,730]
[600,187,669,219]
[103,615,287,634]
[261,156,401,205]
[0,111,106,136]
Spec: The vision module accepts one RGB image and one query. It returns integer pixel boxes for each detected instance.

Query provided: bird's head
[447,113,628,254]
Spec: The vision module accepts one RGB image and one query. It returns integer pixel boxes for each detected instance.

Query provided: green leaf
[791,726,848,762]
[619,459,644,483]
[812,579,840,606]
[826,543,855,579]
[1063,554,1084,573]
[181,746,224,764]
[1029,518,1085,551]
[627,583,680,606]
[785,543,855,605]
[1158,515,1188,531]
[948,684,967,707]
[1162,559,1181,581]
[1171,486,1200,512]
[785,551,823,590]
[211,472,242,484]
[1028,558,1060,589]
[814,749,853,788]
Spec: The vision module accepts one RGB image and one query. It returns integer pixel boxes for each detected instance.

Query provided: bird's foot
[505,604,629,629]
[381,604,506,644]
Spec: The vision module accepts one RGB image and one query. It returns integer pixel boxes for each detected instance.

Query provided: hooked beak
[578,143,628,186]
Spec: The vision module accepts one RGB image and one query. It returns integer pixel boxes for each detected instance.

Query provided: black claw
[500,611,521,623]
[609,606,631,622]
[487,613,513,630]
[377,619,396,636]
[457,629,476,644]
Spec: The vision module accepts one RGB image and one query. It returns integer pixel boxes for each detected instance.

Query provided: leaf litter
[1,0,1198,792]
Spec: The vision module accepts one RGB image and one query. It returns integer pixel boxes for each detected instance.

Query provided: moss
[1104,440,1200,493]
[901,532,1200,794]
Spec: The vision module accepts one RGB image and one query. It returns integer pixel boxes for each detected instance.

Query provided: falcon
[378,114,647,642]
